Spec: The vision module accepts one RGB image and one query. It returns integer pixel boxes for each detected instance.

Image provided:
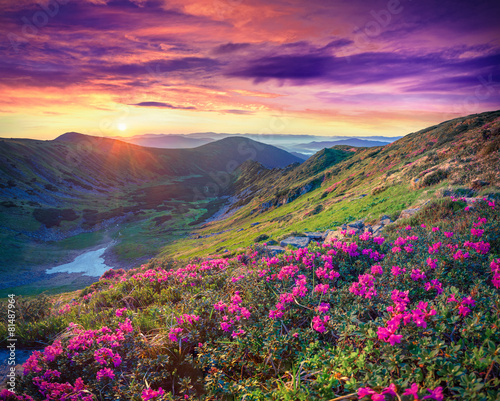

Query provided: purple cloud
[131,102,196,109]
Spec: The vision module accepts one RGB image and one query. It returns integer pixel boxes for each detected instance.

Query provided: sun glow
[117,123,127,131]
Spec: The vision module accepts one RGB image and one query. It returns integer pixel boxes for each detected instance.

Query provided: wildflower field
[1,197,499,400]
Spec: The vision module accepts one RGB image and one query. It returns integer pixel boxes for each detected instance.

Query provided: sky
[1,0,499,140]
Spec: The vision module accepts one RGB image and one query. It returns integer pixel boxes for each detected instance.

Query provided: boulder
[372,224,384,236]
[324,229,344,242]
[348,219,365,229]
[280,236,311,248]
[267,246,286,254]
[463,197,482,204]
[378,215,393,225]
[304,232,326,241]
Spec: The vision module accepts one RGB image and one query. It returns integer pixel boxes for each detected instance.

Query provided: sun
[117,123,127,131]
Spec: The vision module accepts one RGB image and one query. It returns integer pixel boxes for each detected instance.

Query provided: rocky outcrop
[280,236,310,248]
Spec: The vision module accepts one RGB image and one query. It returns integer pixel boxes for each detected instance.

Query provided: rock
[251,222,261,227]
[348,219,365,229]
[266,239,278,246]
[363,225,373,233]
[304,232,325,241]
[372,224,384,236]
[463,197,482,204]
[267,246,286,254]
[280,236,311,248]
[324,230,344,242]
[399,207,420,220]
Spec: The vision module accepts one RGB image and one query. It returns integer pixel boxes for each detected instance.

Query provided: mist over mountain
[112,132,401,154]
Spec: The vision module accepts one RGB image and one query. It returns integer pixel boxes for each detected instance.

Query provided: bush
[422,169,449,187]
[254,234,270,243]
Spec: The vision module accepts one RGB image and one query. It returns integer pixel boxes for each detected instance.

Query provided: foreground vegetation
[1,196,499,400]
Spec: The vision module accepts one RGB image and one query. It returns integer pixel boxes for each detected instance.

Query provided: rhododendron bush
[2,198,499,400]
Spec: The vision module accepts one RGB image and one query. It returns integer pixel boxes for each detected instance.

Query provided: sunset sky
[1,0,499,140]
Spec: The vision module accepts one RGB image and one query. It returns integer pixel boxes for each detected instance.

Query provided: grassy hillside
[0,135,301,295]
[159,110,500,259]
[2,196,499,400]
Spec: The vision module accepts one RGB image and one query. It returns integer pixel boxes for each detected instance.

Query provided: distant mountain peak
[54,132,90,142]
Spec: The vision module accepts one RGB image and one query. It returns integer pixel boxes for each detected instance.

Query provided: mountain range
[111,132,402,158]
[0,111,499,296]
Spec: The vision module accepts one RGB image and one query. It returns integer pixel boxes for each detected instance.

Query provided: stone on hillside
[399,207,420,220]
[348,219,365,229]
[324,229,344,242]
[463,197,482,204]
[280,236,310,248]
[372,224,384,236]
[304,232,325,241]
[267,246,285,254]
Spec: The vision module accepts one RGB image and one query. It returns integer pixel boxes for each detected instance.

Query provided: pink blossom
[427,257,438,269]
[471,228,484,237]
[423,387,444,400]
[391,265,406,276]
[403,383,419,400]
[314,283,330,294]
[382,383,397,396]
[315,302,330,314]
[96,368,115,381]
[312,315,329,333]
[371,264,383,275]
[142,387,165,401]
[411,268,426,281]
[115,308,127,317]
[349,274,377,299]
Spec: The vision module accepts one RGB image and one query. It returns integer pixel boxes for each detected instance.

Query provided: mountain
[3,112,500,401]
[295,138,391,150]
[0,134,301,294]
[289,151,309,160]
[114,134,212,149]
[159,110,500,259]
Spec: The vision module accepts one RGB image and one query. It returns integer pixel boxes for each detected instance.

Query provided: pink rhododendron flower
[391,265,406,276]
[314,283,330,294]
[142,387,165,400]
[423,387,444,400]
[96,368,115,381]
[115,308,127,317]
[427,257,438,269]
[350,274,377,299]
[403,383,419,400]
[411,268,426,281]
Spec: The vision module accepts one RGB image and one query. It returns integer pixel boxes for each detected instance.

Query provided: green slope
[159,110,500,259]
